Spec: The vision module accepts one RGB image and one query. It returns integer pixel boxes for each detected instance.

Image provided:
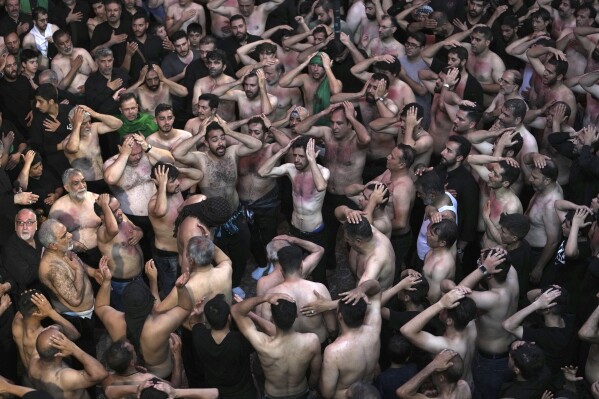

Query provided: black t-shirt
[27,168,61,216]
[523,314,575,374]
[0,76,35,136]
[84,69,130,115]
[332,48,369,94]
[0,233,44,296]
[217,34,261,73]
[51,1,91,49]
[439,164,480,243]
[91,20,133,67]
[508,240,533,309]
[192,324,257,399]
[129,34,168,82]
[499,366,551,399]
[0,13,32,37]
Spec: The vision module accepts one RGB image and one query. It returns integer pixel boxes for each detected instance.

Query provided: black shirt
[0,76,35,136]
[50,0,91,49]
[0,168,19,250]
[0,233,43,296]
[91,20,133,67]
[84,69,130,115]
[217,33,261,73]
[508,240,533,309]
[0,13,33,37]
[27,168,61,216]
[331,48,369,94]
[128,34,167,81]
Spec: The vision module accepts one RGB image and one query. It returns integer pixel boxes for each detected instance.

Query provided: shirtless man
[236,115,290,278]
[127,64,188,117]
[38,219,97,358]
[263,60,303,121]
[103,134,173,259]
[445,248,519,397]
[191,50,237,122]
[467,155,522,247]
[258,137,330,284]
[294,102,370,271]
[320,280,382,399]
[64,105,123,194]
[340,217,394,290]
[522,155,563,285]
[422,220,459,303]
[165,0,205,36]
[95,193,144,310]
[28,329,107,399]
[12,290,80,369]
[173,119,262,291]
[525,47,577,126]
[211,69,277,124]
[279,52,342,116]
[401,287,478,386]
[185,93,219,136]
[365,15,405,58]
[396,350,471,399]
[262,244,336,344]
[483,70,523,125]
[231,293,322,398]
[206,0,285,36]
[49,168,102,264]
[51,30,97,95]
[146,104,192,151]
[337,183,391,238]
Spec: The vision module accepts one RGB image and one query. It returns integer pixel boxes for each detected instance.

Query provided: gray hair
[68,107,91,122]
[39,69,59,86]
[16,208,37,222]
[93,47,113,60]
[62,168,83,185]
[38,219,62,248]
[187,236,215,267]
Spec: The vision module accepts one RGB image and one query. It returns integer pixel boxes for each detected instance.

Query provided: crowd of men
[1,0,599,397]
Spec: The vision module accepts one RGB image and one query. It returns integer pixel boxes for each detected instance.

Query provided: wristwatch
[478,264,489,277]
[376,97,385,102]
[144,144,153,153]
[442,83,450,89]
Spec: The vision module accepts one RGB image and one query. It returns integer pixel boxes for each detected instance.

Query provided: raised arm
[64,106,84,154]
[279,55,313,88]
[502,287,562,339]
[155,65,188,98]
[579,301,599,344]
[172,133,204,167]
[103,136,134,185]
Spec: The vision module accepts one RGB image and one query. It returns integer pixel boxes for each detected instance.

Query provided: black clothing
[84,68,130,115]
[331,48,368,94]
[26,168,61,216]
[192,324,257,399]
[217,34,261,72]
[90,20,133,67]
[499,366,551,399]
[127,34,167,81]
[508,240,533,309]
[0,76,35,136]
[523,314,575,374]
[0,13,33,37]
[0,234,43,296]
[50,1,91,49]
[0,168,19,252]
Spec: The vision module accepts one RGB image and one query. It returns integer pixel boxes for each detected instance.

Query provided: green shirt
[117,112,158,138]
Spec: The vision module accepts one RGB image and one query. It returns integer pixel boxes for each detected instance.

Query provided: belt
[478,348,509,359]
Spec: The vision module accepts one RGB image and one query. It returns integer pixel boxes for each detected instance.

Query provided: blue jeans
[111,276,142,311]
[472,349,512,399]
[153,249,179,299]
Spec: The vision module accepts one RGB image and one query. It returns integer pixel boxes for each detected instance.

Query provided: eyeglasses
[16,220,36,226]
[405,42,422,48]
[499,78,514,84]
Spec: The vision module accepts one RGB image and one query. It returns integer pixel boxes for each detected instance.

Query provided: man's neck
[109,20,120,29]
[544,313,565,328]
[493,186,514,199]
[505,240,522,251]
[539,182,557,196]
[389,167,410,180]
[48,104,60,117]
[446,161,462,172]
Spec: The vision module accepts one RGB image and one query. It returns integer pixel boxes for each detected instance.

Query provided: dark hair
[316,0,333,11]
[169,30,187,43]
[140,386,168,399]
[20,48,39,63]
[105,340,134,373]
[440,66,462,86]
[343,218,373,241]
[430,219,459,247]
[499,213,530,239]
[531,7,552,22]
[256,42,277,55]
[247,116,267,133]
[35,83,58,102]
[187,22,202,35]
[199,35,217,46]
[576,4,597,20]
[400,102,424,120]
[132,13,149,23]
[149,22,165,35]
[458,104,483,124]
[406,278,430,305]
[373,57,401,75]
[371,72,390,90]
[93,195,116,217]
[119,92,139,106]
[407,31,426,46]
[151,162,179,181]
[365,182,390,209]
[497,160,520,185]
[198,93,219,108]
[154,103,173,117]
[537,158,558,182]
[388,334,412,364]
[546,56,569,79]
[396,143,416,168]
[511,343,545,380]
[104,0,121,7]
[540,285,568,315]
[480,248,511,283]
[229,14,246,25]
[439,352,464,383]
[206,121,225,137]
[550,101,571,119]
[446,296,477,330]
[271,299,297,330]
[447,46,469,62]
[472,25,492,41]
[338,298,367,328]
[278,245,303,275]
[535,37,556,48]
[565,209,593,236]
[291,135,311,151]
[506,69,523,87]
[52,29,69,45]
[18,289,42,317]
[313,26,328,37]
[204,294,230,330]
[206,49,227,64]
[499,132,523,157]
[447,135,471,158]
[501,14,519,28]
[32,6,47,20]
[415,170,445,196]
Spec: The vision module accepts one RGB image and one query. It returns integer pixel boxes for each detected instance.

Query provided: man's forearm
[396,363,435,398]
